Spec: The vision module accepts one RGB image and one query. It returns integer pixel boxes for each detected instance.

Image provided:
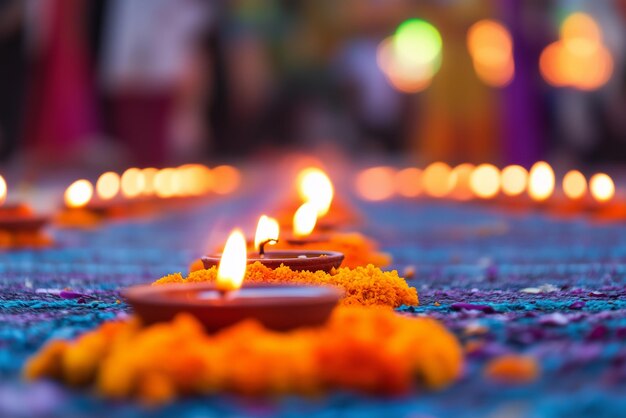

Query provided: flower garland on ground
[159,262,418,308]
[24,306,463,405]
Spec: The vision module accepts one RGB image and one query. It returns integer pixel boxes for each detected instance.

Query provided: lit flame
[216,229,247,292]
[528,162,555,201]
[293,202,317,237]
[96,172,120,200]
[65,180,93,208]
[0,175,7,206]
[120,168,145,199]
[297,168,334,216]
[562,170,587,200]
[254,215,279,251]
[589,173,615,203]
[501,165,528,196]
[470,164,501,199]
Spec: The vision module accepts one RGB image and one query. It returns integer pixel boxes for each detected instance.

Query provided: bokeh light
[355,167,396,201]
[377,19,443,93]
[528,162,555,201]
[501,165,528,196]
[540,12,613,90]
[120,168,146,199]
[395,168,423,198]
[589,173,615,203]
[449,163,475,200]
[0,175,7,205]
[422,162,453,198]
[154,168,178,198]
[141,168,159,196]
[562,170,587,200]
[96,172,120,201]
[469,164,501,199]
[65,180,93,208]
[467,20,515,87]
[212,165,240,195]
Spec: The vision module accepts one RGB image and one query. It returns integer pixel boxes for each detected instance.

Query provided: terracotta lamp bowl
[201,250,344,273]
[123,282,342,332]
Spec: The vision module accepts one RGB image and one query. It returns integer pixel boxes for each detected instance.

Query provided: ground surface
[1,175,625,418]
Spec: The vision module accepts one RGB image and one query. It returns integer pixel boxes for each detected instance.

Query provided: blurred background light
[467,20,515,87]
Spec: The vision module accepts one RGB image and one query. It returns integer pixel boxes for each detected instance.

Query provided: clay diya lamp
[124,230,341,332]
[205,214,344,273]
[0,178,50,245]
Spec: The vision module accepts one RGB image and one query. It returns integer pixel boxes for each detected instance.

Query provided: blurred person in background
[100,0,210,166]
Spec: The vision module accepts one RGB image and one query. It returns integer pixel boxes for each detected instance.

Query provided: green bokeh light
[394,18,443,67]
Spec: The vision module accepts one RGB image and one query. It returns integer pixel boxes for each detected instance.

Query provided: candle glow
[589,173,615,203]
[0,175,7,206]
[65,180,94,208]
[501,165,528,196]
[528,162,555,201]
[423,162,453,198]
[470,164,500,199]
[395,167,423,197]
[96,172,120,200]
[216,229,247,292]
[356,167,395,201]
[293,202,318,237]
[254,215,280,252]
[562,170,587,200]
[120,168,145,199]
[297,168,334,216]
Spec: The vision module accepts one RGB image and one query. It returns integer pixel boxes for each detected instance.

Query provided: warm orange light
[467,20,515,87]
[65,180,93,208]
[528,162,555,201]
[469,164,500,199]
[141,168,158,196]
[178,164,212,196]
[216,229,247,292]
[562,170,587,200]
[377,36,435,93]
[154,168,178,198]
[95,172,120,200]
[500,165,528,196]
[589,173,615,203]
[540,13,613,91]
[293,202,318,237]
[0,175,7,206]
[422,162,453,198]
[212,165,240,195]
[395,167,423,198]
[254,215,279,252]
[355,166,396,201]
[449,163,475,200]
[296,168,334,216]
[561,12,602,54]
[120,168,145,199]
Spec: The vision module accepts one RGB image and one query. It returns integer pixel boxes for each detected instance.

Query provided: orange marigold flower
[156,262,418,308]
[23,307,463,403]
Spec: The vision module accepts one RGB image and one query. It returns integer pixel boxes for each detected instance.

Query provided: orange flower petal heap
[273,232,392,268]
[24,306,463,404]
[158,262,418,308]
